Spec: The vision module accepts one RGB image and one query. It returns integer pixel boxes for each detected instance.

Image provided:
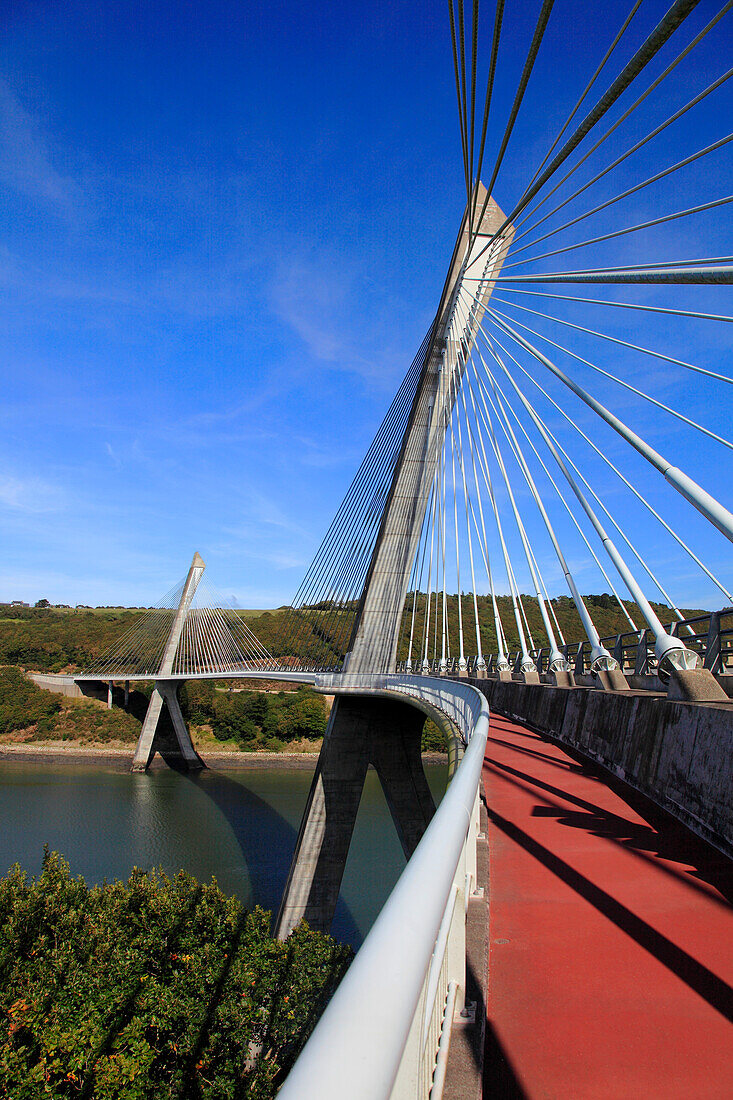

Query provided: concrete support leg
[371,703,437,859]
[275,695,435,939]
[107,681,113,710]
[160,683,206,769]
[124,680,130,710]
[131,681,204,772]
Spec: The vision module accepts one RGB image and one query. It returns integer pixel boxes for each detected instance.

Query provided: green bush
[264,690,327,742]
[421,719,448,753]
[0,851,351,1098]
[0,667,61,735]
[0,667,141,743]
[179,685,327,750]
[41,699,141,744]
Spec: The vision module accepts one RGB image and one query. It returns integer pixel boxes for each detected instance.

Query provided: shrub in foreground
[0,851,351,1098]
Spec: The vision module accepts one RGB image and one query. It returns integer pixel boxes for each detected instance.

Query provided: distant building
[10,600,29,608]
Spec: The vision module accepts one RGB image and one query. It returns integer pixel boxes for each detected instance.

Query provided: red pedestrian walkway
[482,712,733,1099]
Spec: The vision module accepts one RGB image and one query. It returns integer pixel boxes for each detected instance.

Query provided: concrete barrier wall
[468,678,733,858]
[29,674,107,704]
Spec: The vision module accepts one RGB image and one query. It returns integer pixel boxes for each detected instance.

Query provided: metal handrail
[279,675,489,1100]
[397,608,733,680]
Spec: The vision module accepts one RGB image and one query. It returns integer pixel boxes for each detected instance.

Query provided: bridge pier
[131,680,204,772]
[275,694,435,938]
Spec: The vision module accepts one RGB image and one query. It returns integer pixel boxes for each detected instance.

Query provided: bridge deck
[482,713,733,1099]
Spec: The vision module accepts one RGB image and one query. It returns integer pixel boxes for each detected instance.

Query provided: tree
[241,691,268,727]
[0,851,351,1098]
[34,598,50,609]
[272,691,327,742]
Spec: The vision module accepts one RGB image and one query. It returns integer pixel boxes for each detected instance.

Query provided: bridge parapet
[316,672,482,742]
[396,607,733,700]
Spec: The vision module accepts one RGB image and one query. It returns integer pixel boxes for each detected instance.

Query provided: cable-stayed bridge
[50,1,733,1095]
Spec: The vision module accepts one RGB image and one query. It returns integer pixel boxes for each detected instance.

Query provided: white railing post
[451,839,468,1015]
[390,985,427,1098]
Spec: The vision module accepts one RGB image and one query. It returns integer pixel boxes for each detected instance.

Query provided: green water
[0,761,447,947]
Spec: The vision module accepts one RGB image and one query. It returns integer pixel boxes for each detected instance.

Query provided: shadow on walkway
[486,805,733,1022]
[484,1020,527,1099]
[486,736,733,905]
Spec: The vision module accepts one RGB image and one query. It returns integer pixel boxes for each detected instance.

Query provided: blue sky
[0,0,730,609]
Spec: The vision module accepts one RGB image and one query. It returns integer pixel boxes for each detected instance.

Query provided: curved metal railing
[280,675,489,1100]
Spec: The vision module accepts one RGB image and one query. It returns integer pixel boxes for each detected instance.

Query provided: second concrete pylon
[131,552,206,772]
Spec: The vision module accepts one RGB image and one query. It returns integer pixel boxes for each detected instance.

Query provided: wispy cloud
[0,475,67,513]
[270,257,354,363]
[222,488,313,541]
[104,442,121,468]
[268,253,413,389]
[0,244,136,311]
[0,80,82,218]
[292,433,362,469]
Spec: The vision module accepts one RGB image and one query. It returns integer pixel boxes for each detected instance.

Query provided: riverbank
[0,741,448,770]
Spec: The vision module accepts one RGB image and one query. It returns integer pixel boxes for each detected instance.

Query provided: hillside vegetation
[0,669,449,754]
[0,595,708,674]
[0,666,140,745]
[0,668,330,752]
[0,596,707,754]
[395,592,708,663]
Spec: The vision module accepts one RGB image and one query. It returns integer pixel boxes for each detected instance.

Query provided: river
[0,760,448,947]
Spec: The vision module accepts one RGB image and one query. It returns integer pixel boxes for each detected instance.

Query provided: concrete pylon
[275,694,436,938]
[346,184,513,676]
[131,552,206,772]
[277,187,513,938]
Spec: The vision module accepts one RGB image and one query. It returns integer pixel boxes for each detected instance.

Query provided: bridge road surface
[481,713,733,1099]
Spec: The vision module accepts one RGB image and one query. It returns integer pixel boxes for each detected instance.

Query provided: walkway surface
[482,712,733,1099]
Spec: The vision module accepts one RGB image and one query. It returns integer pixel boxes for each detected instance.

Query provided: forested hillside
[395,592,709,662]
[0,595,708,673]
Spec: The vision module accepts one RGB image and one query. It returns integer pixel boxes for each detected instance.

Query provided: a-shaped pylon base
[131,680,205,772]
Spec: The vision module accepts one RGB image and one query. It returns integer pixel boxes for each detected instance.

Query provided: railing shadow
[486,804,733,1023]
[484,1018,527,1099]
[486,751,733,906]
[462,955,528,1097]
[488,733,586,775]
